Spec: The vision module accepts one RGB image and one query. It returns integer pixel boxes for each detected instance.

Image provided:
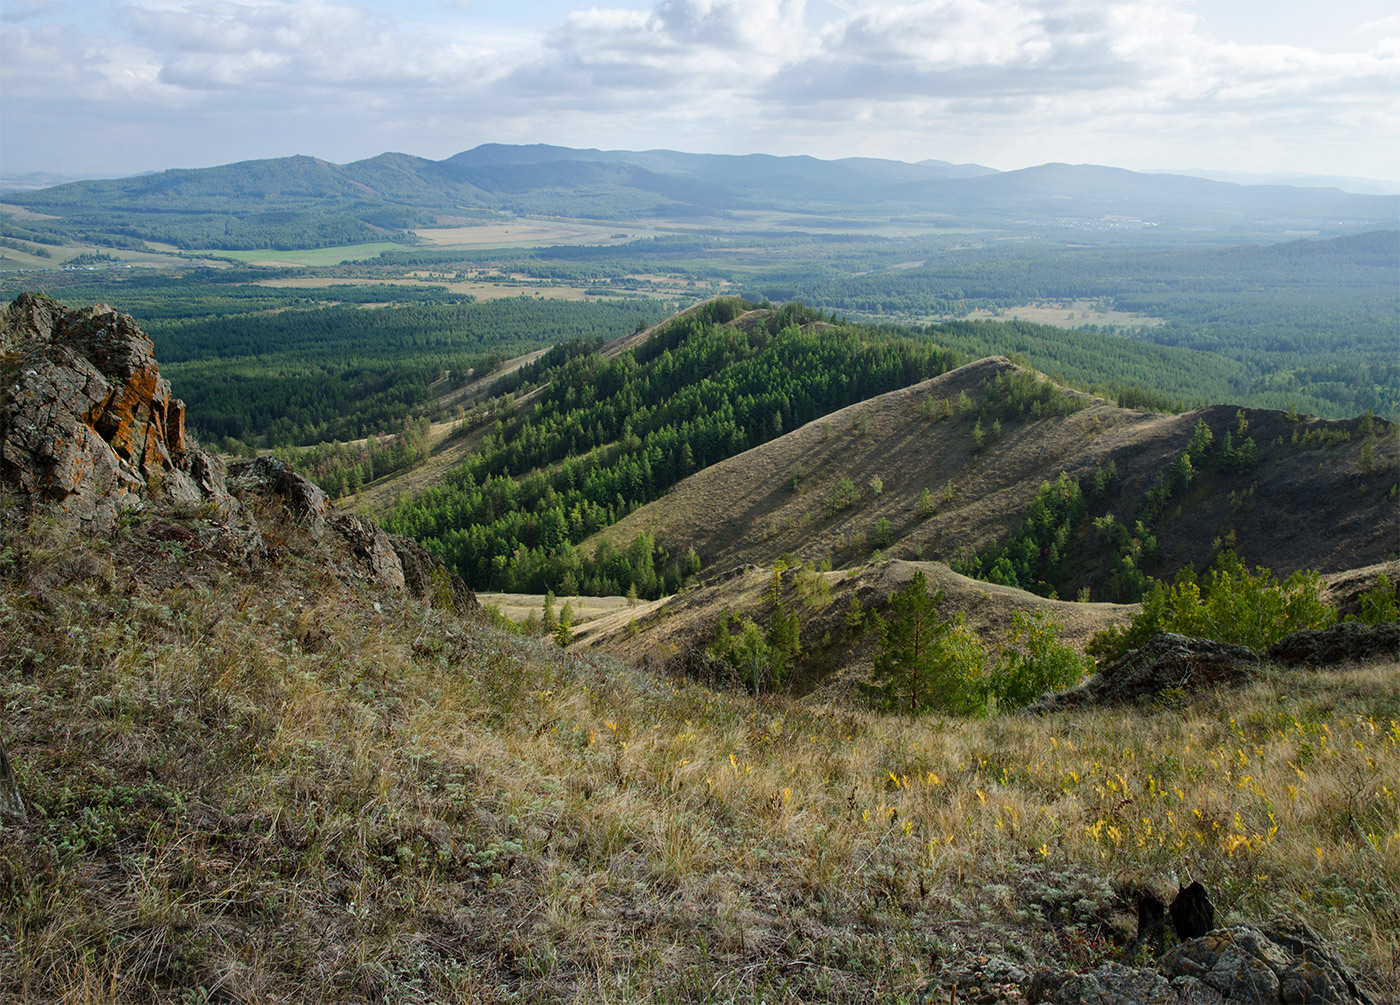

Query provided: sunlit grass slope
[1,501,1395,1002]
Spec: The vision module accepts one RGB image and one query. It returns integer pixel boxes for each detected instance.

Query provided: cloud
[0,0,1395,178]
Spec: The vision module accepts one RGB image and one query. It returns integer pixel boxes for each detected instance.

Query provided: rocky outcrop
[1031,961,1175,1004]
[227,456,329,541]
[1,292,234,530]
[2,293,476,613]
[1265,622,1400,667]
[222,445,476,612]
[1028,633,1261,712]
[392,534,477,612]
[1160,915,1375,1004]
[1022,913,1374,1004]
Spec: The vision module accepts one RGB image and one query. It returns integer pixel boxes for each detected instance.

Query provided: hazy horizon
[2,0,1397,183]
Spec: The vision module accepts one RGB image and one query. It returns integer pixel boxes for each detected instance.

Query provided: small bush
[1087,552,1337,665]
[988,609,1089,711]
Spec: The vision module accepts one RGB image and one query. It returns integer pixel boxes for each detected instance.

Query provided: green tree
[989,609,1088,711]
[1088,552,1337,664]
[869,571,985,715]
[554,601,574,647]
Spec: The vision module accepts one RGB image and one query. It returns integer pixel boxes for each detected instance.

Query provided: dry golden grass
[1,501,1395,1002]
[585,359,1399,589]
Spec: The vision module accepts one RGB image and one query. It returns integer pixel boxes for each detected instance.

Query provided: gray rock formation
[228,456,330,541]
[1028,633,1262,712]
[1265,622,1400,667]
[1160,915,1375,1004]
[1040,961,1175,1004]
[1,292,234,530]
[2,293,476,613]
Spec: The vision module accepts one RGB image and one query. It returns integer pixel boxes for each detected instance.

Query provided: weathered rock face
[391,534,477,612]
[1160,915,1375,1004]
[2,293,477,613]
[1,293,233,530]
[1265,622,1400,667]
[1028,633,1261,713]
[228,457,330,541]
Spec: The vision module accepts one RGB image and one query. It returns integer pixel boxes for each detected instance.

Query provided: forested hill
[6,144,1394,249]
[384,299,963,595]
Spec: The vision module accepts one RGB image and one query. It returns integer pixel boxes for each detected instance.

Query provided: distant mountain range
[2,144,1395,250]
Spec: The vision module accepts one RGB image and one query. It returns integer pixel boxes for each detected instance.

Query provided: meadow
[1,503,1395,1002]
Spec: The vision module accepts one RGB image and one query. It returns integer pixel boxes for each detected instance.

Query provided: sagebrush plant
[1,505,1395,1003]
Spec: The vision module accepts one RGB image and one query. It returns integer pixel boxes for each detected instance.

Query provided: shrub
[1353,572,1398,625]
[866,571,987,715]
[825,476,861,513]
[988,609,1088,711]
[1087,552,1337,665]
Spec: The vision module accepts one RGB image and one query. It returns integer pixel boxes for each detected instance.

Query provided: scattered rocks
[1265,622,1400,667]
[1160,915,1375,1004]
[940,955,1030,1002]
[1028,633,1262,712]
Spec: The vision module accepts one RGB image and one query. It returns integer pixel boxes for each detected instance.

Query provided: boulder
[332,514,406,591]
[227,456,329,540]
[1265,622,1399,667]
[1,293,233,531]
[1028,633,1261,712]
[391,534,478,611]
[1160,915,1375,1004]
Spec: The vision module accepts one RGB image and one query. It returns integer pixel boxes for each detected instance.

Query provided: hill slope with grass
[2,295,1396,1002]
[587,356,1398,604]
[4,453,1397,1003]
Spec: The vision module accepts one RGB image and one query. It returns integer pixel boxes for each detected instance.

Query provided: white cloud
[0,0,1395,179]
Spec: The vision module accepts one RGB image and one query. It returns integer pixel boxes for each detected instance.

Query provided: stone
[1160,916,1374,1005]
[391,534,478,611]
[1028,634,1261,713]
[1045,962,1174,1004]
[3,294,476,617]
[227,456,329,540]
[1168,976,1227,1004]
[1265,622,1400,667]
[0,294,230,532]
[333,514,406,591]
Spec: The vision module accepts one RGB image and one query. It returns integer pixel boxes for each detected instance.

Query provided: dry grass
[585,360,1399,588]
[1,501,1396,1003]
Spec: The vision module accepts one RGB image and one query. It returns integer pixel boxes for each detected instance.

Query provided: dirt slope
[585,357,1398,595]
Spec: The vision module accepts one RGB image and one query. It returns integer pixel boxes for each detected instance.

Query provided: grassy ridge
[1,503,1395,1002]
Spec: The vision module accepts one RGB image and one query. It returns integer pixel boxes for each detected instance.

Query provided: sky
[1,0,1397,181]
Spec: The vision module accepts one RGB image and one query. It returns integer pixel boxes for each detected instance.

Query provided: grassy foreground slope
[2,496,1397,1002]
